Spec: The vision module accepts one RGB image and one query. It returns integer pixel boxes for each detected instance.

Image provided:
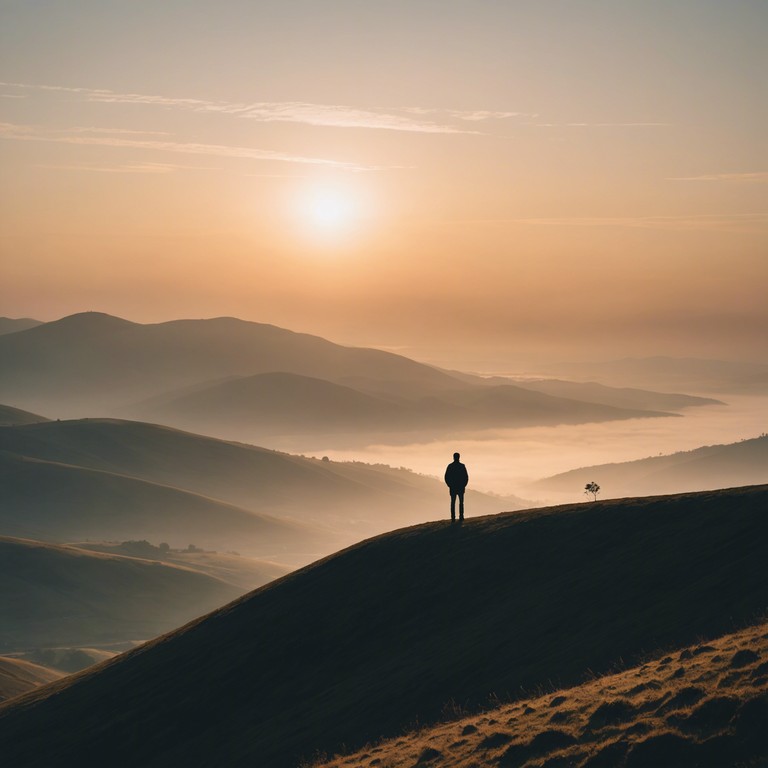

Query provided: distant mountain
[0,537,244,651]
[128,371,670,447]
[0,404,49,426]
[0,314,686,442]
[0,312,462,416]
[513,379,723,411]
[0,318,42,336]
[0,657,62,703]
[539,356,768,394]
[0,419,521,559]
[533,435,768,498]
[0,485,764,767]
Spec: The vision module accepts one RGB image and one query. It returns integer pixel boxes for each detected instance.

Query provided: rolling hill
[0,451,328,560]
[0,485,764,767]
[533,434,768,499]
[0,404,49,426]
[0,537,244,651]
[0,317,42,336]
[0,419,521,557]
[0,657,63,703]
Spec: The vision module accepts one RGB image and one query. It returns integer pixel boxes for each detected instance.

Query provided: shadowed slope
[0,537,244,649]
[0,485,765,767]
[0,318,42,336]
[0,404,49,426]
[0,419,520,539]
[0,451,326,558]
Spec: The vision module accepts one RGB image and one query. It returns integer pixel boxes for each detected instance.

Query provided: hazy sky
[1,1,766,368]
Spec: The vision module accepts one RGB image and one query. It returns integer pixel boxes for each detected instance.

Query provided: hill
[0,485,765,767]
[0,537,244,651]
[0,318,42,336]
[0,404,49,426]
[533,435,768,499]
[0,451,328,560]
[0,657,62,703]
[311,621,768,768]
[0,419,520,556]
[71,540,289,590]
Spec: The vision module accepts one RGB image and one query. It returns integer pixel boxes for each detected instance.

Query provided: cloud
[668,172,768,183]
[0,81,532,134]
[0,121,371,169]
[35,161,182,174]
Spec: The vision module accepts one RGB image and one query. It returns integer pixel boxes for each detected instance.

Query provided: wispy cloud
[0,121,371,169]
[668,172,768,183]
[35,161,184,174]
[0,81,532,134]
[534,122,670,128]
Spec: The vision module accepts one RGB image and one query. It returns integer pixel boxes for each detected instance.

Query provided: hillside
[0,451,328,560]
[0,404,49,426]
[0,537,244,650]
[0,419,520,555]
[71,540,289,590]
[534,435,768,499]
[0,485,765,767]
[0,657,63,703]
[311,621,768,768]
[0,318,42,336]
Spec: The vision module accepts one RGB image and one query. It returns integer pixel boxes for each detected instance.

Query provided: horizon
[2,2,766,368]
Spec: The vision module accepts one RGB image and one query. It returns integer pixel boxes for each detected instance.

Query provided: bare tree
[584,481,600,501]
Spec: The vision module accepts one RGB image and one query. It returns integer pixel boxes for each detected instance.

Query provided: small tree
[584,481,600,501]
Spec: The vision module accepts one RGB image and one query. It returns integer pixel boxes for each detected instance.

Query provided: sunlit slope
[0,537,243,649]
[0,485,765,767]
[0,419,519,536]
[0,404,49,426]
[535,435,768,498]
[0,312,463,414]
[312,622,768,768]
[0,657,62,703]
[0,451,326,557]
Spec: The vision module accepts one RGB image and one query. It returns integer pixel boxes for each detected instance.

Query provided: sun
[295,182,365,240]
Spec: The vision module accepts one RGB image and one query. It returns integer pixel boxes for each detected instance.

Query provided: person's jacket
[444,461,468,490]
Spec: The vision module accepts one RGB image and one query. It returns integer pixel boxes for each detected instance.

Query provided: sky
[1,0,766,369]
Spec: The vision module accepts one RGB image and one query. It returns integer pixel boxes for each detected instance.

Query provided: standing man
[444,452,469,522]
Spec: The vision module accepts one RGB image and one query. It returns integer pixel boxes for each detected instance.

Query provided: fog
[315,394,768,504]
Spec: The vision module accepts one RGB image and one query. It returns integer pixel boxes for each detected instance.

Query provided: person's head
[453,452,460,461]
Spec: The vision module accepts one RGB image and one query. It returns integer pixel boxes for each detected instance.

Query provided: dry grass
[0,657,63,702]
[310,621,768,768]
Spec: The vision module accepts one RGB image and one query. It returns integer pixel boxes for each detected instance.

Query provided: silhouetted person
[444,452,469,522]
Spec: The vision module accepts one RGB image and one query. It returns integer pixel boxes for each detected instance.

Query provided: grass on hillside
[309,621,768,768]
